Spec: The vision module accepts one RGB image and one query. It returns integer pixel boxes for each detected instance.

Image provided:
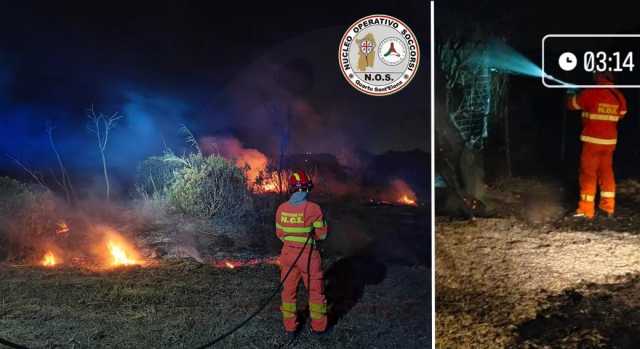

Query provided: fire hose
[0,337,29,349]
[0,235,314,349]
[195,234,313,348]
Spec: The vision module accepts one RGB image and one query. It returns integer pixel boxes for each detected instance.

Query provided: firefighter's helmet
[288,170,313,192]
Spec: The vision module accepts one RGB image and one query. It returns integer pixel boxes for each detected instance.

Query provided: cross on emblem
[360,40,375,55]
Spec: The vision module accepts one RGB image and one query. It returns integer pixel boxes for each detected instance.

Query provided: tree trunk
[101,151,110,201]
[504,102,512,178]
[459,147,486,202]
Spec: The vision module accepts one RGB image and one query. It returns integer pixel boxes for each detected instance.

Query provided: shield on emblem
[360,40,375,55]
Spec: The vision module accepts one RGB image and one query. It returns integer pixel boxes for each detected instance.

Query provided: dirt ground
[0,203,430,348]
[436,178,640,348]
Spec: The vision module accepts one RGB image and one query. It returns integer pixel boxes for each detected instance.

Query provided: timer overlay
[544,36,640,87]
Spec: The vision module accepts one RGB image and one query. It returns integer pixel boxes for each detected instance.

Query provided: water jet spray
[472,40,577,88]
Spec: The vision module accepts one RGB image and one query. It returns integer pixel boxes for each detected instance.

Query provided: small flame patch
[107,240,140,267]
[398,195,417,206]
[42,251,57,267]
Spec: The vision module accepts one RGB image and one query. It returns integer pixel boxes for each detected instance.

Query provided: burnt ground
[436,177,640,349]
[0,203,430,348]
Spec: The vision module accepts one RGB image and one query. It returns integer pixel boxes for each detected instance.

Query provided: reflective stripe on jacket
[275,200,328,245]
[568,87,627,145]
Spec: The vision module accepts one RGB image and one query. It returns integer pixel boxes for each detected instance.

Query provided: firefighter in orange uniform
[275,170,328,335]
[567,72,627,218]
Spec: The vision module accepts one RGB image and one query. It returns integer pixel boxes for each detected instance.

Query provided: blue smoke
[109,90,193,169]
[0,78,202,183]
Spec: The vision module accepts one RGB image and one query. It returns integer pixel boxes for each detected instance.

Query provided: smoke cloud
[199,136,271,184]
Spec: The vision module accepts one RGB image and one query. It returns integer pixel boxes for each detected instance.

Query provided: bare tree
[87,106,124,201]
[437,30,511,205]
[46,123,75,203]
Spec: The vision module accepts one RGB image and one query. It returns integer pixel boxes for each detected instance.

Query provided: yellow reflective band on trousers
[580,135,617,145]
[283,235,315,244]
[281,302,296,318]
[309,303,327,319]
[601,191,615,198]
[276,223,313,233]
[312,220,325,228]
[580,194,595,202]
[582,112,620,122]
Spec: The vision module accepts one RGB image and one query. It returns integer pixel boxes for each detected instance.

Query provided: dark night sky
[0,1,429,182]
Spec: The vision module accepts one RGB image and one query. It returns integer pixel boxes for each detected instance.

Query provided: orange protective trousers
[279,242,327,332]
[578,142,616,217]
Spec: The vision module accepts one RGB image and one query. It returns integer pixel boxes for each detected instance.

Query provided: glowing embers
[41,251,58,267]
[213,257,278,269]
[56,221,70,235]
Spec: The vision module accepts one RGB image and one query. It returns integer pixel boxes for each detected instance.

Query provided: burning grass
[0,165,429,346]
[29,225,149,270]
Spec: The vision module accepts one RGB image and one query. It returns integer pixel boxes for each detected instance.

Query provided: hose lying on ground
[0,336,30,349]
[195,235,312,348]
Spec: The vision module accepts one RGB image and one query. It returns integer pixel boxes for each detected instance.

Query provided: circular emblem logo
[338,14,420,96]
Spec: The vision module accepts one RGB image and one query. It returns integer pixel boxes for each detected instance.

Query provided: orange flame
[383,179,418,206]
[107,240,140,267]
[255,176,280,193]
[199,136,280,193]
[42,251,57,267]
[399,195,417,206]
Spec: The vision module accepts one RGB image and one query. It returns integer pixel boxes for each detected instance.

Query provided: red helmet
[288,170,313,192]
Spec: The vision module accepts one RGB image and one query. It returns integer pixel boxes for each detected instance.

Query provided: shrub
[0,177,59,260]
[168,154,254,221]
[0,176,34,217]
[135,153,187,200]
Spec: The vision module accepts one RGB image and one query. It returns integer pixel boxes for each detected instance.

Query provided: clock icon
[558,52,578,71]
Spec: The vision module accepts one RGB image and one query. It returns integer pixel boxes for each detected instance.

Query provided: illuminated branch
[3,153,48,189]
[87,106,124,201]
[46,123,75,204]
